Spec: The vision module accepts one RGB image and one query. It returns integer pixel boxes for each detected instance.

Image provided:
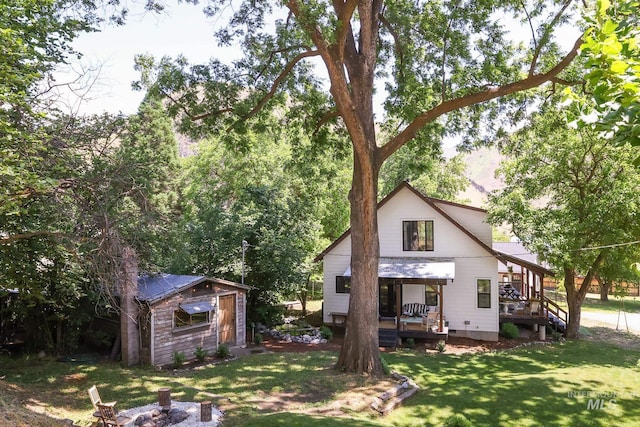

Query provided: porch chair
[423,311,439,331]
[97,403,132,427]
[529,300,540,315]
[88,385,117,425]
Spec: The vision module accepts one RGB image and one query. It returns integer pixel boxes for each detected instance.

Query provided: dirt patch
[581,326,640,351]
[260,330,533,355]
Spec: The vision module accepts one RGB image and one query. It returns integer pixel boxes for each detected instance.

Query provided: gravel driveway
[580,310,640,334]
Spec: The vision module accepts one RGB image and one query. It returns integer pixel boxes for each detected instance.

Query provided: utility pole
[241,239,249,286]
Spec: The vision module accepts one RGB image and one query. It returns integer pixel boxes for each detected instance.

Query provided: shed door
[219,294,236,345]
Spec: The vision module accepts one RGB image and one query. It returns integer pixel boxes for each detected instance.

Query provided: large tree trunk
[564,252,605,338]
[335,149,382,375]
[564,267,583,338]
[596,276,611,301]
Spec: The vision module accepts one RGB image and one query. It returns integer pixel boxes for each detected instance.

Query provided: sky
[57,2,236,115]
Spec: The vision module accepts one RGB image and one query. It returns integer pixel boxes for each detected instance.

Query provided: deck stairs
[378,328,398,348]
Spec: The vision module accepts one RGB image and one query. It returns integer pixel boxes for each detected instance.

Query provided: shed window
[174,305,211,328]
[477,279,492,309]
[403,220,434,251]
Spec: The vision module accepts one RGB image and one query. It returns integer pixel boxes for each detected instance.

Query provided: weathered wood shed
[133,274,249,367]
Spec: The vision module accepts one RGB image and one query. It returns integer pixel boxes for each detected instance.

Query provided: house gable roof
[137,273,249,304]
[493,242,555,277]
[314,181,500,262]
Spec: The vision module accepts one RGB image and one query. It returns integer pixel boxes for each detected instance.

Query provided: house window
[403,220,434,251]
[425,288,438,306]
[477,279,491,308]
[336,276,351,294]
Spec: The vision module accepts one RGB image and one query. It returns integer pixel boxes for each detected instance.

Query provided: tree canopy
[132,0,632,374]
[488,108,640,337]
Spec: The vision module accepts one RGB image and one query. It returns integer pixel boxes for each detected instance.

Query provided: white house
[316,181,516,342]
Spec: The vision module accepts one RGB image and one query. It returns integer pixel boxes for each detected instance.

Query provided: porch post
[438,284,444,332]
[395,280,402,332]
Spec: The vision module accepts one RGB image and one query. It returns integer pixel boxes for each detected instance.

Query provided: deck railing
[543,296,568,326]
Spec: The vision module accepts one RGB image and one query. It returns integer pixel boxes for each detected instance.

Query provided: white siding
[322,238,352,324]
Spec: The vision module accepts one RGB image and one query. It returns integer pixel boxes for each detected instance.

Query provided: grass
[545,291,640,314]
[1,337,639,427]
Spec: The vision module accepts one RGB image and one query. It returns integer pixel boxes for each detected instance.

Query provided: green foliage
[172,351,185,368]
[405,338,415,349]
[436,340,447,353]
[380,356,391,376]
[442,414,472,427]
[489,109,640,336]
[573,0,640,149]
[319,326,333,340]
[194,346,208,362]
[254,333,263,346]
[501,323,520,339]
[215,344,230,359]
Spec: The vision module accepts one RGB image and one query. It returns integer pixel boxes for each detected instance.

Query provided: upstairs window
[403,220,434,251]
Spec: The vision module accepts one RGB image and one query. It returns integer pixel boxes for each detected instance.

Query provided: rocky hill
[456,147,504,208]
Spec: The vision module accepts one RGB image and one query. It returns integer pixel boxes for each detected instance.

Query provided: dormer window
[403,220,434,251]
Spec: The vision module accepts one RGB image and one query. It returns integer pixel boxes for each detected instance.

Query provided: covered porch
[346,257,453,345]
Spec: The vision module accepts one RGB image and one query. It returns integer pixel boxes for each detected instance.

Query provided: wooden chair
[88,385,117,426]
[423,311,439,331]
[97,403,131,427]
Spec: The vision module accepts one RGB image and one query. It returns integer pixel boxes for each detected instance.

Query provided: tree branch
[378,12,404,79]
[0,231,66,245]
[312,110,341,135]
[528,0,575,77]
[229,49,321,130]
[379,35,584,165]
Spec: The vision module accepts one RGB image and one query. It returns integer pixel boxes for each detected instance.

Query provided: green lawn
[545,291,640,313]
[1,335,639,427]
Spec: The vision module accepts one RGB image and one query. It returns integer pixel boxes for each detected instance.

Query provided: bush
[436,340,446,353]
[319,325,333,340]
[501,322,519,339]
[405,338,415,349]
[254,333,263,346]
[442,414,472,427]
[172,351,185,368]
[194,346,208,362]
[380,356,391,375]
[215,344,230,359]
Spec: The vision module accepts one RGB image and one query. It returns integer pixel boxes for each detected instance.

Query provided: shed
[131,274,249,367]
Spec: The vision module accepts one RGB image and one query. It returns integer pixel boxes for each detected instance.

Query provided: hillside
[456,147,504,208]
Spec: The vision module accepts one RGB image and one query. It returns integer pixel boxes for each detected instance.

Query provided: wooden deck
[379,318,448,341]
[499,312,548,326]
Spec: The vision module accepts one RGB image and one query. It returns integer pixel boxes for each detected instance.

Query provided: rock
[168,408,189,424]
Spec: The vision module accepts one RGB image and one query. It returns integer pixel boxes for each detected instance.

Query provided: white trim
[150,310,155,366]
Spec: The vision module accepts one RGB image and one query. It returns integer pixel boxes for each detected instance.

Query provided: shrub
[405,338,415,349]
[194,346,208,362]
[254,333,263,346]
[319,325,333,340]
[442,414,472,427]
[215,344,230,359]
[380,356,391,375]
[501,322,519,339]
[549,328,563,342]
[172,351,185,368]
[436,340,446,353]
